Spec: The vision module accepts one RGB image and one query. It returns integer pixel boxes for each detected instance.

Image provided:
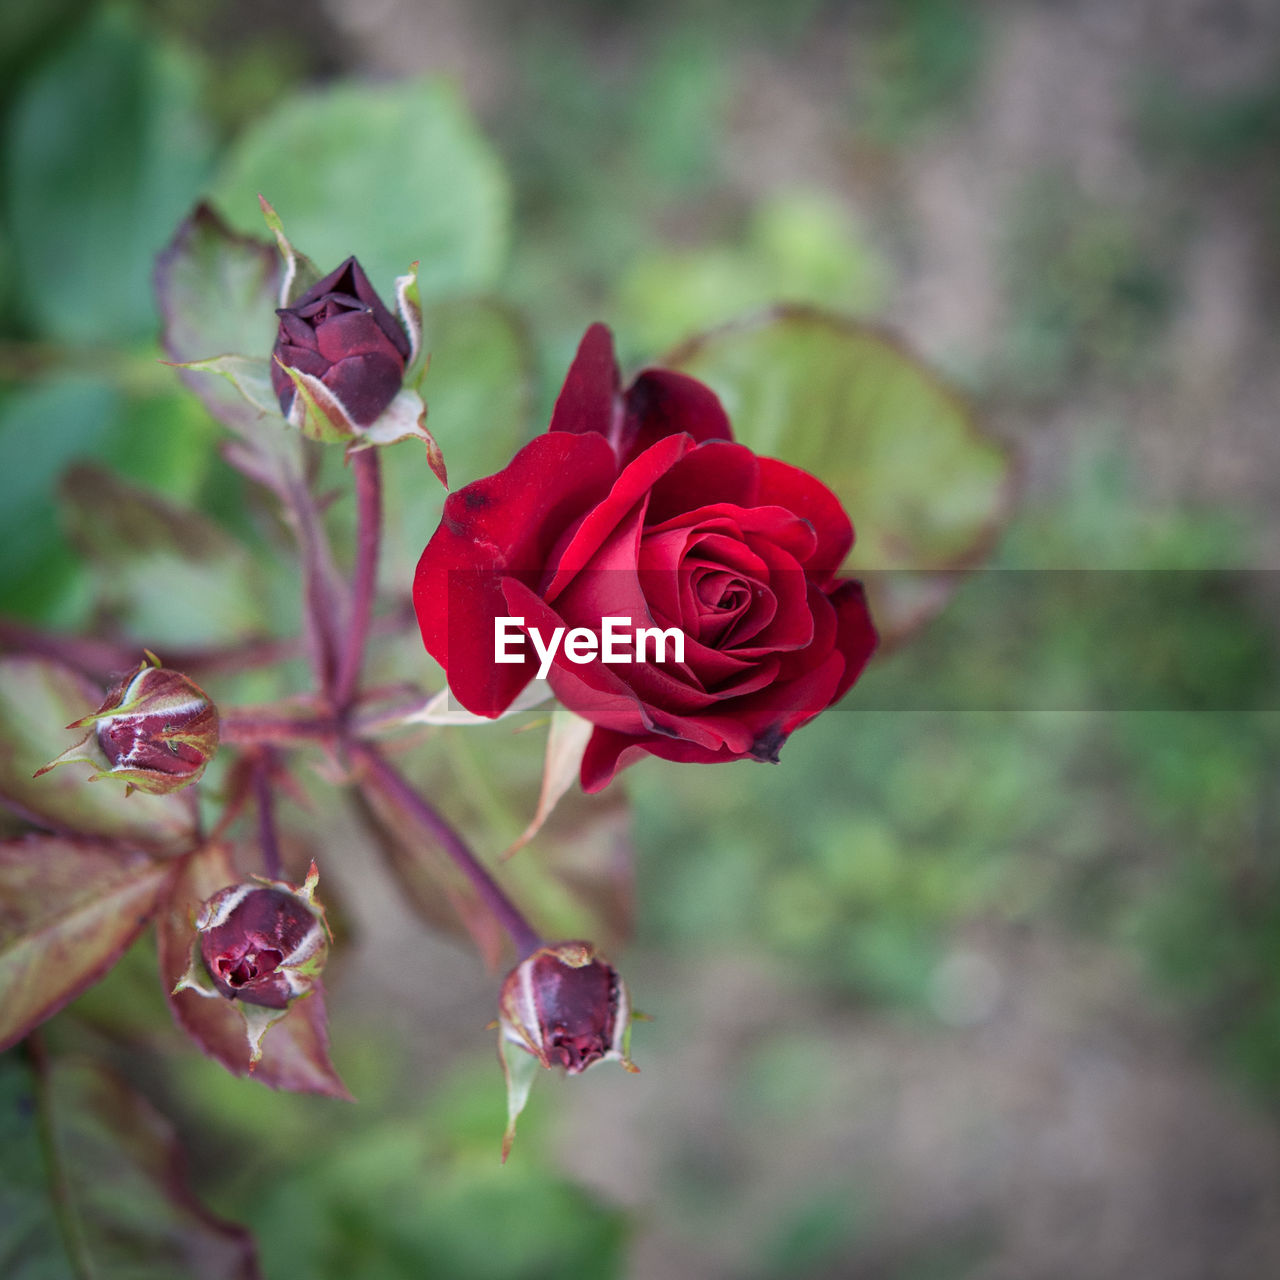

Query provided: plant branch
[280,465,345,703]
[350,740,543,959]
[0,608,415,684]
[335,449,382,710]
[252,751,283,881]
[220,710,338,747]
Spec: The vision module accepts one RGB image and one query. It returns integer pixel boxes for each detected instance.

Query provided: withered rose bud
[270,256,410,427]
[35,653,219,795]
[174,862,331,1065]
[497,941,637,1160]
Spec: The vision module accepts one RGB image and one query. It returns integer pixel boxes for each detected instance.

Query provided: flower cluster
[10,200,901,1161]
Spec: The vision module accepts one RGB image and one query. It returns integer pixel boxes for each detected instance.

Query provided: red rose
[413,324,876,792]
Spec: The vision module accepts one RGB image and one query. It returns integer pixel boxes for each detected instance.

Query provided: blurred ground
[5,0,1280,1276]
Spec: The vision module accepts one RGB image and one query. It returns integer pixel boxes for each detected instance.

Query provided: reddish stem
[282,467,344,702]
[335,449,382,710]
[220,711,338,747]
[0,621,140,679]
[252,751,283,881]
[0,610,415,684]
[351,740,543,959]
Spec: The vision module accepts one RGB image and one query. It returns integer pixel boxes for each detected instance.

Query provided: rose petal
[756,456,854,582]
[723,538,812,653]
[580,726,756,793]
[321,351,408,426]
[620,369,734,464]
[828,579,879,703]
[313,308,404,365]
[543,434,690,603]
[646,503,817,563]
[548,323,623,442]
[413,432,616,717]
[644,439,758,525]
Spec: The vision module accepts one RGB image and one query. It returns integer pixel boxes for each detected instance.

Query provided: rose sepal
[394,260,427,389]
[258,194,320,306]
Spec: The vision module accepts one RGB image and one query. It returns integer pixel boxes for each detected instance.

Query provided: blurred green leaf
[671,309,1010,572]
[60,464,265,648]
[0,1051,262,1279]
[213,79,511,301]
[617,194,889,356]
[5,8,214,342]
[0,376,119,619]
[0,655,198,854]
[0,835,174,1052]
[241,1061,626,1280]
[670,308,1013,641]
[154,202,283,434]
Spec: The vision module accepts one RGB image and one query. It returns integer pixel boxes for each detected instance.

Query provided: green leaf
[0,1051,262,1279]
[156,844,351,1100]
[0,376,120,618]
[212,78,511,301]
[5,8,214,342]
[0,655,198,853]
[155,204,282,429]
[616,194,889,356]
[0,836,175,1051]
[668,308,1014,640]
[60,464,265,648]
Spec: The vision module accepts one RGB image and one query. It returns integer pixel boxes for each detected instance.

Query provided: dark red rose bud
[35,653,219,796]
[197,882,325,1009]
[497,941,637,1159]
[174,863,331,1065]
[270,256,410,427]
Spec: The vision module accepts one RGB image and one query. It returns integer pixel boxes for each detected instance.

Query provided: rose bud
[270,255,410,427]
[496,941,637,1160]
[173,862,331,1065]
[35,652,219,796]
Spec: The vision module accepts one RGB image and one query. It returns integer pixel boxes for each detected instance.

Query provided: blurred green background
[3,0,1280,1276]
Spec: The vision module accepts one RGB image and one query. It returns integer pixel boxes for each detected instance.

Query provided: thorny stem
[351,740,544,960]
[252,751,283,881]
[335,448,382,710]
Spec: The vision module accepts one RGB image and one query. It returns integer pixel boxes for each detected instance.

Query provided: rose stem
[0,621,139,678]
[220,711,338,747]
[351,740,544,959]
[0,610,416,683]
[281,465,345,701]
[252,750,283,881]
[334,448,382,711]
